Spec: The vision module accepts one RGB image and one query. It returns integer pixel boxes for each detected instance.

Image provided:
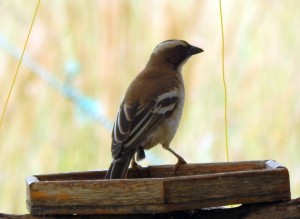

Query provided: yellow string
[0,0,41,129]
[219,0,230,162]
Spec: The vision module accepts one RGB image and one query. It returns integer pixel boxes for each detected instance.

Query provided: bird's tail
[104,151,134,179]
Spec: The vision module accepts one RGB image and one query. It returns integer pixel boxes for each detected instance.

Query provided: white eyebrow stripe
[153,40,186,54]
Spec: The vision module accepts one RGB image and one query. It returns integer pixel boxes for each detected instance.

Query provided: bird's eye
[178,45,185,52]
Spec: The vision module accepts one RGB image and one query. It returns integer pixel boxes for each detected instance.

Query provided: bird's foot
[174,157,187,175]
[131,160,143,171]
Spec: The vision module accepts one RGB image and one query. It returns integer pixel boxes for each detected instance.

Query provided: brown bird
[105,40,203,179]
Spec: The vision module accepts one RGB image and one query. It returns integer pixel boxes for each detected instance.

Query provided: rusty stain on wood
[26,160,291,215]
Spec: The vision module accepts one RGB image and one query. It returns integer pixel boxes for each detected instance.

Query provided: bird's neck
[146,55,180,73]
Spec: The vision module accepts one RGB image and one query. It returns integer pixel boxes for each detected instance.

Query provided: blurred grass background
[0,0,299,214]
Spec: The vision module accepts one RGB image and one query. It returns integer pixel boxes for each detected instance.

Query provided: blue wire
[0,35,166,163]
[0,35,113,130]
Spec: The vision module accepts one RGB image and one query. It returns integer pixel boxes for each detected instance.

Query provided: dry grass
[0,0,299,213]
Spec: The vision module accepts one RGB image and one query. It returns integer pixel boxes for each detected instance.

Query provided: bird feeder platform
[26,160,290,215]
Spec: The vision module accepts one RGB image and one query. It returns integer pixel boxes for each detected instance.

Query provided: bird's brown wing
[111,101,137,159]
[111,90,179,160]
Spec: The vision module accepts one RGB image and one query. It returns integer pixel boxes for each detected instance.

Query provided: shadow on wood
[1,198,300,219]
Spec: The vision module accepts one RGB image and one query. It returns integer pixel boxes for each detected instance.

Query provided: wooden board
[4,198,300,218]
[26,160,291,215]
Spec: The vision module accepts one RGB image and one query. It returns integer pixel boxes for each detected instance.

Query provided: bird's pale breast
[142,77,185,150]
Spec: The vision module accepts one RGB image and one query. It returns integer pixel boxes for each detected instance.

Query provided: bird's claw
[174,158,187,175]
[131,161,143,171]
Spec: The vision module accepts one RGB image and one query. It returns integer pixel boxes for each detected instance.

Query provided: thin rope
[219,0,230,162]
[0,0,41,129]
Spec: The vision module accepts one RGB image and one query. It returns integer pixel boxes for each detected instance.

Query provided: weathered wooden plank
[33,171,106,181]
[145,160,267,178]
[2,198,300,219]
[31,160,268,181]
[164,168,290,204]
[26,160,291,215]
[28,179,164,207]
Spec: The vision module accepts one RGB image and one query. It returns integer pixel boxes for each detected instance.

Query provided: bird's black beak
[187,45,204,56]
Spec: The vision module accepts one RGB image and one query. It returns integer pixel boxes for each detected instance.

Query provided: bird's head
[150,39,203,72]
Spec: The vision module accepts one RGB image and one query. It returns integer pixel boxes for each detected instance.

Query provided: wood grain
[2,198,300,219]
[26,160,291,215]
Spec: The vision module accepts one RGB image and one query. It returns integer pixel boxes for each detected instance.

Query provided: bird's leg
[131,154,143,171]
[166,147,187,174]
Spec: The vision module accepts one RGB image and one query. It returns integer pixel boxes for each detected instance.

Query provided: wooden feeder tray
[26,160,290,215]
